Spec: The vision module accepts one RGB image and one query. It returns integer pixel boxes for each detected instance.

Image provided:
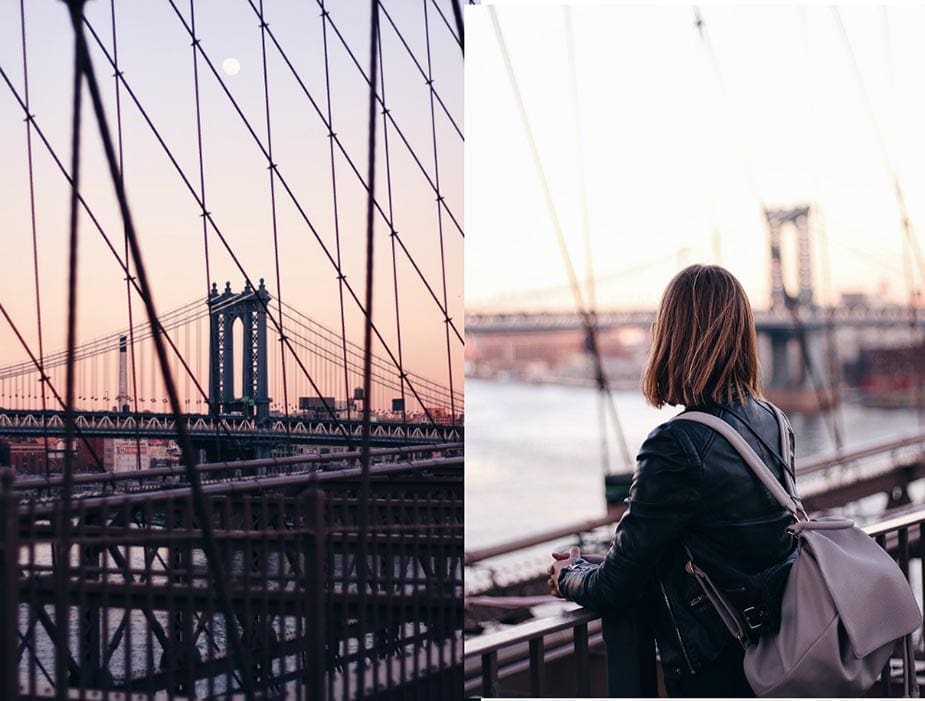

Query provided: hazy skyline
[467,4,925,313]
[0,1,463,410]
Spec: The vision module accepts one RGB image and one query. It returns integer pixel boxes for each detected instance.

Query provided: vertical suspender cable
[377,19,409,423]
[256,0,292,443]
[19,0,51,476]
[489,7,632,468]
[319,0,355,428]
[357,1,380,693]
[110,0,143,470]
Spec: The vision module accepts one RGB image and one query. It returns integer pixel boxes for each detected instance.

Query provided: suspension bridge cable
[357,2,380,690]
[256,0,293,446]
[312,0,465,238]
[83,15,447,428]
[319,0,354,429]
[65,4,256,694]
[489,7,632,468]
[377,0,463,140]
[424,0,458,424]
[378,16,409,423]
[564,6,611,475]
[19,0,51,475]
[693,7,843,450]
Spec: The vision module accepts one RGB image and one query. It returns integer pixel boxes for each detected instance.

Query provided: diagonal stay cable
[377,0,463,140]
[236,0,465,332]
[430,0,462,50]
[489,7,632,468]
[64,2,256,695]
[83,15,447,427]
[310,0,466,239]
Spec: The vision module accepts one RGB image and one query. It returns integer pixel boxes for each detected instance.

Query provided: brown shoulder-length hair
[642,264,762,408]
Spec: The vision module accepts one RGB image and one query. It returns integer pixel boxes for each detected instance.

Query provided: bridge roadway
[5,446,464,699]
[464,431,925,599]
[0,408,462,448]
[466,306,925,334]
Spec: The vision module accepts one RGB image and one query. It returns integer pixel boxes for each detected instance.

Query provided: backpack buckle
[742,606,767,632]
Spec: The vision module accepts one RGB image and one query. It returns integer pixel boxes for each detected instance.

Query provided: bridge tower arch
[208,279,271,419]
[766,204,814,311]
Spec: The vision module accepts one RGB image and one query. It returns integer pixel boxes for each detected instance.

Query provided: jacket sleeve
[557,422,703,613]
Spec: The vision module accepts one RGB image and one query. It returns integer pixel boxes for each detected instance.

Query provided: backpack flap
[800,523,921,658]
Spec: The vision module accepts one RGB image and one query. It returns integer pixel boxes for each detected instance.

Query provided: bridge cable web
[693,7,844,450]
[86,8,451,427]
[316,0,465,243]
[489,7,633,470]
[0,65,261,454]
[63,3,258,693]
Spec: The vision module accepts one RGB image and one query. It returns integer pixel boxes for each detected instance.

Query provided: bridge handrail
[16,455,463,516]
[796,433,925,478]
[465,507,925,698]
[11,442,462,491]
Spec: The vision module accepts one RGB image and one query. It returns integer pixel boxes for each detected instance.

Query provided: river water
[465,378,925,585]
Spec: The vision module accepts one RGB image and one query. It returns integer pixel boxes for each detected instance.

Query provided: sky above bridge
[467,3,925,313]
[0,1,463,404]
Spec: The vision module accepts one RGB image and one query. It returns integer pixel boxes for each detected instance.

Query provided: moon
[222,57,240,76]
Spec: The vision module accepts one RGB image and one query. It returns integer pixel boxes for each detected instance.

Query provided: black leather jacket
[558,397,796,680]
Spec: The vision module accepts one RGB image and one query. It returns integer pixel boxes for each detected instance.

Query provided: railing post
[528,637,545,696]
[0,469,18,700]
[574,622,590,696]
[302,488,326,700]
[481,651,498,698]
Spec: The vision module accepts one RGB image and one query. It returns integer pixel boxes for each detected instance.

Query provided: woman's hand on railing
[547,545,581,597]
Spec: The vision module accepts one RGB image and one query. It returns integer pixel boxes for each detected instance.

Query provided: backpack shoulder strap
[672,411,806,521]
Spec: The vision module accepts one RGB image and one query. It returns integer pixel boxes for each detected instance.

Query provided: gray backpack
[674,409,921,697]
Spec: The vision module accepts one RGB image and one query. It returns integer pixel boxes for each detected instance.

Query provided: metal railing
[1,454,463,700]
[465,508,925,698]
